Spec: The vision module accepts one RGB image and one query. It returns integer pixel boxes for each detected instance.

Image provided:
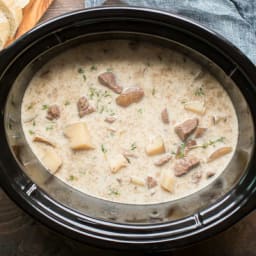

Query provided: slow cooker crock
[0,7,256,252]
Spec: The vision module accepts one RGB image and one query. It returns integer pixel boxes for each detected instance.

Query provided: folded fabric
[85,0,256,65]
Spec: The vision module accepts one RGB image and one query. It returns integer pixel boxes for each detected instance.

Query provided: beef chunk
[46,105,60,120]
[146,176,157,189]
[116,87,144,107]
[154,153,172,166]
[194,127,207,138]
[175,118,199,141]
[98,72,123,94]
[77,96,95,117]
[104,116,116,123]
[174,156,200,177]
[161,108,169,124]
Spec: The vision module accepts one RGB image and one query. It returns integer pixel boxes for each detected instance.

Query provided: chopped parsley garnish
[152,88,156,96]
[176,143,186,158]
[46,125,54,131]
[64,100,70,106]
[108,187,120,196]
[131,142,137,151]
[29,130,35,135]
[99,105,105,113]
[27,102,35,110]
[202,137,225,149]
[106,67,113,72]
[42,104,48,110]
[90,65,97,71]
[137,108,143,114]
[32,120,36,126]
[194,86,205,96]
[77,67,85,74]
[101,144,107,153]
[68,175,77,181]
[82,74,87,82]
[103,90,111,98]
[157,55,162,61]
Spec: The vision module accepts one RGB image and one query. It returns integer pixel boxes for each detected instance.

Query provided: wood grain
[5,0,54,46]
[15,0,54,39]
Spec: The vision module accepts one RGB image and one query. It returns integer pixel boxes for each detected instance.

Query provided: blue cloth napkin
[85,0,256,65]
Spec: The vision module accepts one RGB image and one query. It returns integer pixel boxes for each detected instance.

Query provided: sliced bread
[0,0,23,38]
[0,10,10,49]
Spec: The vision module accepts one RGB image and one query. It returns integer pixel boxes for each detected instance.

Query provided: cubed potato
[130,176,145,186]
[160,170,175,192]
[109,154,128,173]
[64,122,94,150]
[145,136,165,156]
[42,148,62,173]
[207,147,232,162]
[33,135,56,147]
[184,101,206,115]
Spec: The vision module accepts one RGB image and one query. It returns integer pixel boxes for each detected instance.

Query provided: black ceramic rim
[0,7,256,251]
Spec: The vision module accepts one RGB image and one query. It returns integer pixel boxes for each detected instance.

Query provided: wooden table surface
[1,0,256,255]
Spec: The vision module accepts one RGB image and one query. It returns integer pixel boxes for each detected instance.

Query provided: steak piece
[154,153,172,166]
[175,118,199,141]
[161,108,169,124]
[116,87,144,107]
[46,105,60,120]
[77,96,95,117]
[174,156,200,177]
[146,176,157,189]
[98,72,123,94]
[194,127,207,138]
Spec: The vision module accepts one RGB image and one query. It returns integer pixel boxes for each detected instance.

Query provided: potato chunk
[130,176,145,186]
[184,101,206,115]
[145,136,165,156]
[160,170,175,192]
[42,148,62,173]
[33,135,56,147]
[64,122,94,150]
[207,147,232,162]
[109,154,128,173]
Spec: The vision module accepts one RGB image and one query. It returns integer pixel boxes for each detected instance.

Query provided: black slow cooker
[0,7,256,252]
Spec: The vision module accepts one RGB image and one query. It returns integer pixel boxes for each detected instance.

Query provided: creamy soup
[21,40,238,204]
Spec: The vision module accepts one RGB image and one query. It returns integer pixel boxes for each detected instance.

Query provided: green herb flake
[32,120,36,126]
[64,100,70,106]
[42,104,48,110]
[202,137,225,149]
[152,88,156,96]
[106,67,113,72]
[101,144,107,154]
[176,143,186,158]
[103,90,111,98]
[137,108,143,114]
[82,74,87,81]
[68,175,77,181]
[99,105,105,113]
[46,125,54,131]
[77,67,85,74]
[194,86,205,96]
[90,65,97,71]
[27,102,35,110]
[108,187,120,196]
[29,130,35,135]
[131,142,137,151]
[181,100,187,104]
